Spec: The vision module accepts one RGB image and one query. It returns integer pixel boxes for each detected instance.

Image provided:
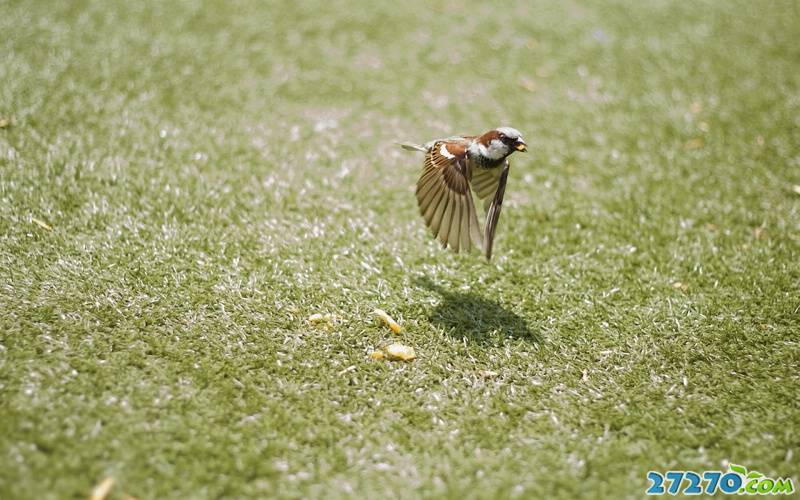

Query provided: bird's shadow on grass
[416,278,540,344]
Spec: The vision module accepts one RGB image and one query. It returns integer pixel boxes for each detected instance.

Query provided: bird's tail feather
[397,142,427,152]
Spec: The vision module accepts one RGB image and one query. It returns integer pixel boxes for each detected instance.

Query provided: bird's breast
[468,153,505,171]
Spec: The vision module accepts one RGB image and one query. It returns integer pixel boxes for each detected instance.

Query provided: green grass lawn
[2,0,799,498]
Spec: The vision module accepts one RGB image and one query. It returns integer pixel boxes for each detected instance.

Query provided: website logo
[646,464,794,496]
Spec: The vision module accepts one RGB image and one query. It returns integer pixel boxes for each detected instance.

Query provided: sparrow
[399,127,527,260]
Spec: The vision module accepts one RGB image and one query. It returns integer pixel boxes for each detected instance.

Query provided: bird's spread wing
[416,140,482,252]
[471,166,505,207]
[480,161,510,260]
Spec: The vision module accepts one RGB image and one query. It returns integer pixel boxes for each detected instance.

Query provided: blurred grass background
[1,0,798,498]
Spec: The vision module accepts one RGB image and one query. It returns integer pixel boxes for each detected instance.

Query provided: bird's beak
[514,140,527,152]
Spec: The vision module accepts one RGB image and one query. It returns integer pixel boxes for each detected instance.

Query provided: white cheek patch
[482,139,507,160]
[439,143,455,159]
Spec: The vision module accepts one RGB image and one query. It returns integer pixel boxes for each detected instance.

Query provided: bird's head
[474,127,527,160]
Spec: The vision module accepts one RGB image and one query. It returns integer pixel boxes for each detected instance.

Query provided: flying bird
[399,127,527,260]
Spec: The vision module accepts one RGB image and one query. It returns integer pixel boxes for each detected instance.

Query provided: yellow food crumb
[32,217,52,231]
[90,477,115,500]
[374,308,401,334]
[385,343,415,362]
[308,313,338,330]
